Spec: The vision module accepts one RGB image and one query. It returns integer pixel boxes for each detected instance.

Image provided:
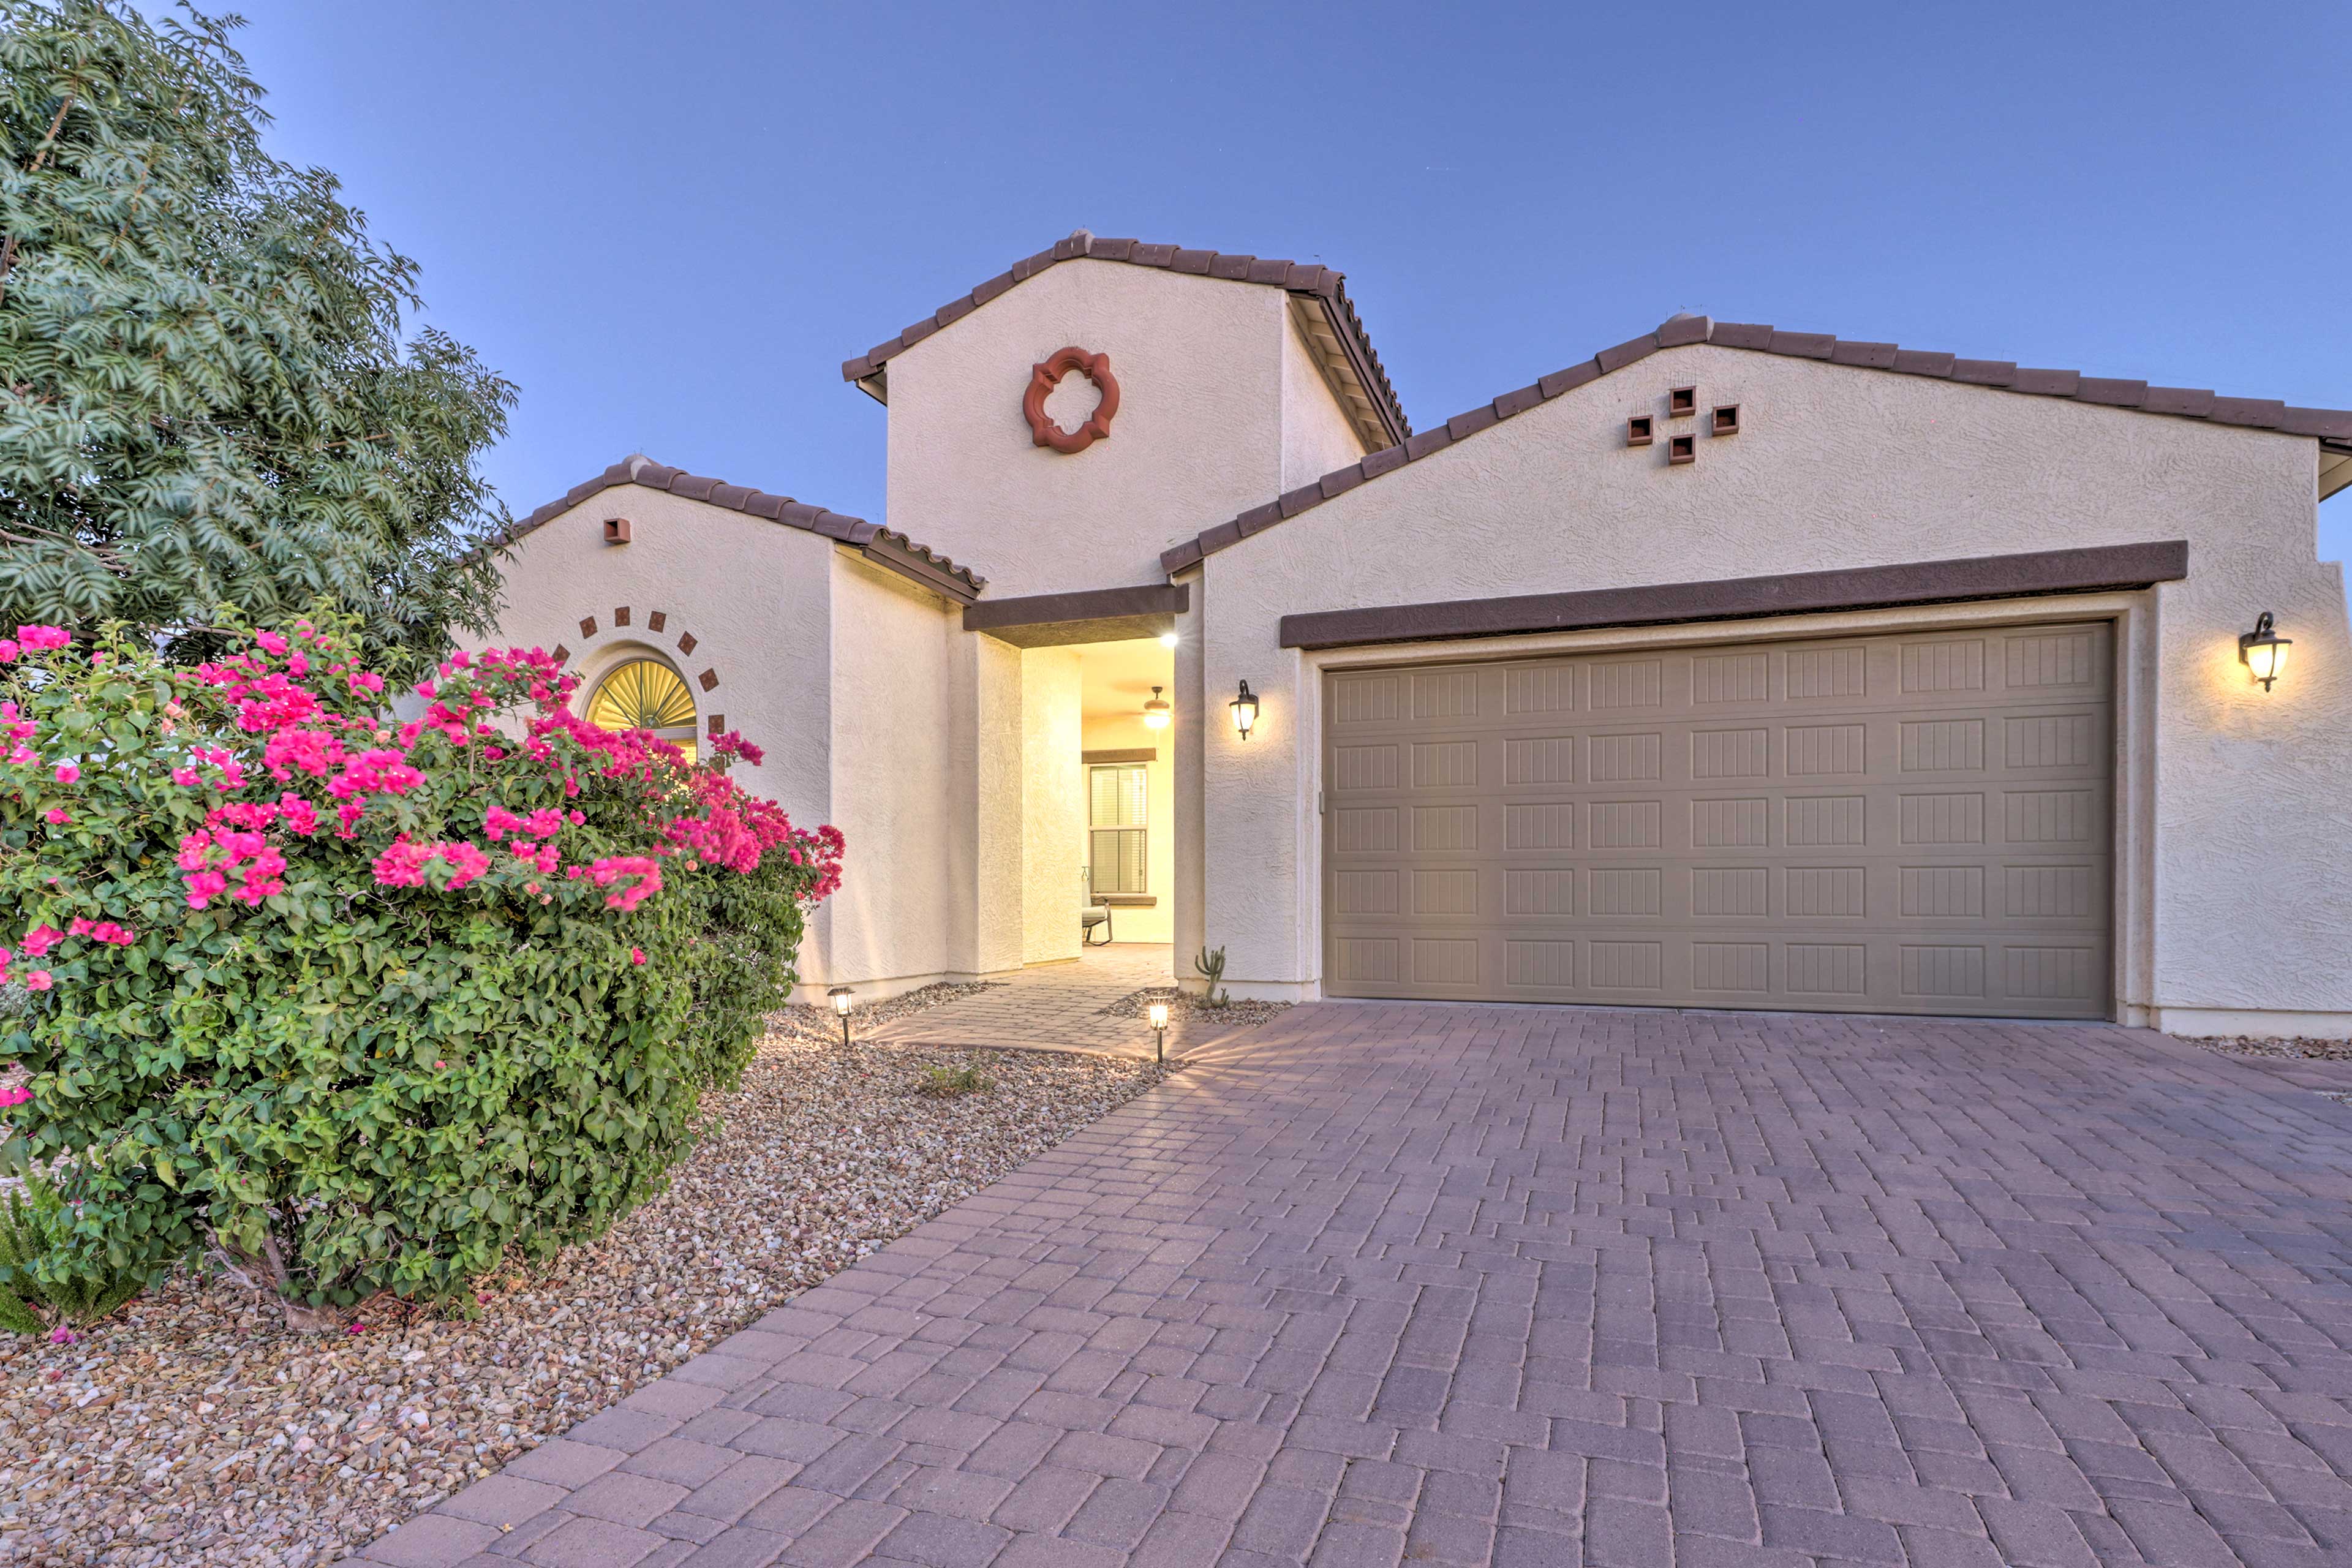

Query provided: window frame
[1087,761,1149,900]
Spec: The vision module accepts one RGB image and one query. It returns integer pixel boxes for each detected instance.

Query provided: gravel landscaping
[1101,984,1291,1032]
[0,983,1163,1567]
[2178,1032,2352,1063]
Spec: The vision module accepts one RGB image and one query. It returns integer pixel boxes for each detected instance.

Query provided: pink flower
[346,1322,366,1335]
[47,1325,77,1345]
[42,808,68,826]
[630,947,646,965]
[24,971,51,991]
[51,762,75,783]
[16,625,69,650]
[0,639,17,663]
[170,767,200,787]
[0,1084,29,1109]
[254,630,288,655]
[18,925,62,957]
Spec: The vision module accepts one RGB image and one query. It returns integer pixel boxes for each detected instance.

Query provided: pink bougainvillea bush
[0,617,840,1327]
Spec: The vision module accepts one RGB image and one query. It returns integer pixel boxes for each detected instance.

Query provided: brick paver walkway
[363,1006,2352,1568]
[864,946,1248,1061]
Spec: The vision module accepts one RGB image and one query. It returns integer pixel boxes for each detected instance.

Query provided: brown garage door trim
[1280,540,2186,650]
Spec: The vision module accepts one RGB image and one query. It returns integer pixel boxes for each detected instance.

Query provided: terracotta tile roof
[841,231,1411,450]
[1160,314,2352,574]
[507,454,987,599]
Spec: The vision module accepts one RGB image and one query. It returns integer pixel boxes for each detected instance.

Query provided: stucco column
[946,631,1025,979]
[1174,570,1207,992]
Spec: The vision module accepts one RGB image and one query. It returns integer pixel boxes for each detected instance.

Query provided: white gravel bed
[0,982,1160,1566]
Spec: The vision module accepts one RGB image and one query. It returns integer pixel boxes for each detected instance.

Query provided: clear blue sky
[213,1,2352,560]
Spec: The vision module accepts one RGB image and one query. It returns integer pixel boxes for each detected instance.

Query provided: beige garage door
[1322,620,2114,1017]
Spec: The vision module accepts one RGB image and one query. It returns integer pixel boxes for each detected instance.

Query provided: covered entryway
[1322,620,2114,1017]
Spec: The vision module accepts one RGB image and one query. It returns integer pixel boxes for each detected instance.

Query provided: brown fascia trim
[840,232,1411,448]
[500,454,989,598]
[1082,747,1158,764]
[1160,312,2352,575]
[861,529,982,605]
[1277,541,2190,650]
[963,582,1189,649]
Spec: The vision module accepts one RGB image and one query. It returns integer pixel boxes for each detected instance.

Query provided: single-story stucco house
[475,230,2352,1038]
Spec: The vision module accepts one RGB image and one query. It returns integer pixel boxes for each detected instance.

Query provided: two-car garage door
[1321,621,2114,1018]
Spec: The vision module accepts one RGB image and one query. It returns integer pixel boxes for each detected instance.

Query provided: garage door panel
[1323,621,2114,1018]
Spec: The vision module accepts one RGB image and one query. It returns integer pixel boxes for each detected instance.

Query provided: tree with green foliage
[0,1,516,680]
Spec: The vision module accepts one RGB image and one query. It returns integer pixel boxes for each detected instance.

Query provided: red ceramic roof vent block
[1713,404,1741,435]
[1668,385,1698,417]
[1626,415,1655,448]
[603,516,631,544]
[1668,434,1697,466]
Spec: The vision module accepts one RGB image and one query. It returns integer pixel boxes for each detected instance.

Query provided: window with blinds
[1088,764,1147,897]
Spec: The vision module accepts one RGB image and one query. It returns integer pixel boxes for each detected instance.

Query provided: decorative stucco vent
[1668,385,1698,417]
[1626,415,1654,448]
[1713,404,1741,436]
[1668,433,1697,465]
[614,606,631,628]
[603,517,631,544]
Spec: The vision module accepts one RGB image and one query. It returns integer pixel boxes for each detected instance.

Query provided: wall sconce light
[2239,611,2291,691]
[1142,685,1170,730]
[1147,1000,1169,1065]
[1158,630,1179,649]
[1231,680,1259,740]
[828,985,854,1048]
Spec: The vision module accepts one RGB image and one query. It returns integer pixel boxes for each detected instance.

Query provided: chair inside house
[1080,866,1113,946]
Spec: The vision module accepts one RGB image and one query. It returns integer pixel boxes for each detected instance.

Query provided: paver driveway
[364,1005,2352,1568]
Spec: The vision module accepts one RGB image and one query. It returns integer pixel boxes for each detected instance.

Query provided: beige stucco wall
[1280,312,1371,493]
[1079,710,1176,944]
[826,552,960,993]
[1194,342,2352,1026]
[881,260,1348,596]
[1020,647,1084,965]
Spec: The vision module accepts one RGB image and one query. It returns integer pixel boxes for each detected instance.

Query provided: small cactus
[1193,945,1230,1008]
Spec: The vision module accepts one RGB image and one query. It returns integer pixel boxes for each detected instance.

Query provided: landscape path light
[828,986,854,1049]
[1148,1000,1169,1066]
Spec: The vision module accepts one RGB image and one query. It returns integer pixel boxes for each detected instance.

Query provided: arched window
[584,657,698,763]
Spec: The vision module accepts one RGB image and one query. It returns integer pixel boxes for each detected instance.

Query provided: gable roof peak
[1158,312,2352,576]
[842,232,1410,451]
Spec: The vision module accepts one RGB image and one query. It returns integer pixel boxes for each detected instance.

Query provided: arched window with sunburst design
[584,657,698,763]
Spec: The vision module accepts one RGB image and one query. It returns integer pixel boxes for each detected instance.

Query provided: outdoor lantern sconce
[2240,612,2291,691]
[1148,1000,1169,1066]
[1231,680,1259,740]
[1142,685,1170,730]
[828,986,854,1049]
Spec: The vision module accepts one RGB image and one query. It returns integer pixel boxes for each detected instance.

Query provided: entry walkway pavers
[864,944,1253,1061]
[364,1005,2352,1567]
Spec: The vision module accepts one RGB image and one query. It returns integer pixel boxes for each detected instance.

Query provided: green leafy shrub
[916,1062,995,1099]
[0,617,841,1327]
[0,1170,145,1339]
